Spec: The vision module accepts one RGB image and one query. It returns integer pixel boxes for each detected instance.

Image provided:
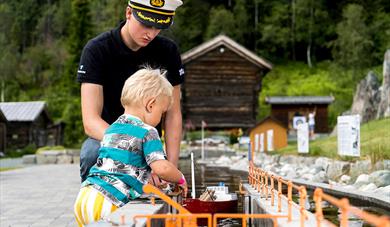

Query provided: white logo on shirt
[179,68,185,76]
[78,65,86,74]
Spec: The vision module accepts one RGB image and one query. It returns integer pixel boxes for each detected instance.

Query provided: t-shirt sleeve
[76,44,104,85]
[142,127,166,165]
[165,42,185,86]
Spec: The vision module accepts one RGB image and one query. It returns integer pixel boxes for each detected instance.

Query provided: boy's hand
[148,172,163,187]
[177,174,188,197]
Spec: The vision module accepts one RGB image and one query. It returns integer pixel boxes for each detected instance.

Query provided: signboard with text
[297,123,309,153]
[337,115,360,157]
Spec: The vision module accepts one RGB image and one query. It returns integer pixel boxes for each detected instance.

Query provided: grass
[0,167,20,172]
[272,117,390,161]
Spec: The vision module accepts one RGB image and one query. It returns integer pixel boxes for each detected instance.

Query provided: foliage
[3,144,37,158]
[331,4,373,76]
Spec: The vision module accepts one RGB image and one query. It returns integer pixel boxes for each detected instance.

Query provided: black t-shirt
[77,21,185,126]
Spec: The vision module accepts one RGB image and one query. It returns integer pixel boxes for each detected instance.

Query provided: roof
[0,101,48,122]
[250,116,287,132]
[181,34,272,70]
[265,96,334,105]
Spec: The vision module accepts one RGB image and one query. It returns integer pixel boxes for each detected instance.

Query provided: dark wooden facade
[0,102,64,152]
[181,35,272,129]
[0,110,6,153]
[266,96,334,134]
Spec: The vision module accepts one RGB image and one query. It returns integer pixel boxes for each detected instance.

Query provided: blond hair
[121,67,173,108]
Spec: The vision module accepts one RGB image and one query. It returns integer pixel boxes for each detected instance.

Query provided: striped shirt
[82,114,166,207]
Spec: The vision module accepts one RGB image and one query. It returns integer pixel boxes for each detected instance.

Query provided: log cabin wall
[182,47,263,129]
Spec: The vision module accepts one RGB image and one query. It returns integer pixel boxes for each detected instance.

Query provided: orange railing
[314,188,390,227]
[133,213,212,227]
[248,163,390,227]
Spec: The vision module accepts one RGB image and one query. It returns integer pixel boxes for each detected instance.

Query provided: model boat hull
[182,198,238,213]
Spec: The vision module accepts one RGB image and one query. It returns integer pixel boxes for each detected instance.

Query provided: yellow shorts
[73,186,118,227]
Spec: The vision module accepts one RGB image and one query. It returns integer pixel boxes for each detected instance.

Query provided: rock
[370,170,390,187]
[350,71,381,123]
[340,175,351,184]
[57,154,73,164]
[373,185,390,201]
[286,171,297,179]
[315,157,331,171]
[312,171,328,183]
[354,174,371,188]
[309,165,324,174]
[36,152,59,164]
[350,160,371,178]
[377,49,390,118]
[326,161,350,181]
[359,183,377,192]
[301,173,315,181]
[22,154,36,164]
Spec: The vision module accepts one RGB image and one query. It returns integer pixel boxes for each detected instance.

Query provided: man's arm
[81,83,109,141]
[164,85,182,167]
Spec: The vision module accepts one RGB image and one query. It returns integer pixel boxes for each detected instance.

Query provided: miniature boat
[182,185,238,214]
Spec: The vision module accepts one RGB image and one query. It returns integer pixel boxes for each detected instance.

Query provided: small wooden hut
[265,96,334,134]
[0,101,64,151]
[249,116,288,152]
[181,35,272,130]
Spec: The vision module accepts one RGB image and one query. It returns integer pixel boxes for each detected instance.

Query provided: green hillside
[274,118,390,161]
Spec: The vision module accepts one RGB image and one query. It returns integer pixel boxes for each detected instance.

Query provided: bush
[3,144,37,158]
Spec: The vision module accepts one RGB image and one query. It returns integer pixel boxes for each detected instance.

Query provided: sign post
[297,122,309,153]
[337,115,360,157]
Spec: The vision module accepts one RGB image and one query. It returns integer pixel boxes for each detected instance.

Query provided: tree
[204,6,235,40]
[258,1,291,60]
[61,0,93,146]
[331,4,373,76]
[295,0,329,67]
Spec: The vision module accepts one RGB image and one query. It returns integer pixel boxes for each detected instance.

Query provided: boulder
[350,71,381,123]
[370,170,390,187]
[377,49,390,118]
[326,161,350,181]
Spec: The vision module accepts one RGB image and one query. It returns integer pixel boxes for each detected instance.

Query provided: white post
[201,123,205,160]
[191,152,196,199]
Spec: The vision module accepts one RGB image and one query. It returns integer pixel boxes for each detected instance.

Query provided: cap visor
[132,10,172,29]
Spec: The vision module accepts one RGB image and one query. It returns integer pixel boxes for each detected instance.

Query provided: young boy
[74,68,188,226]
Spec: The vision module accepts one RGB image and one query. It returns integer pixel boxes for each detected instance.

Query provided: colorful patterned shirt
[83,114,166,207]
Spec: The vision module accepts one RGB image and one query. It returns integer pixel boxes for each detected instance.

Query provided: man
[77,0,184,183]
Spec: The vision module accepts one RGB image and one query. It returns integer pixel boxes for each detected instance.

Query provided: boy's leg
[80,138,100,182]
[74,186,118,226]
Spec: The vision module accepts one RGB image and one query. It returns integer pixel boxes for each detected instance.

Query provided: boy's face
[144,96,171,127]
[125,8,161,48]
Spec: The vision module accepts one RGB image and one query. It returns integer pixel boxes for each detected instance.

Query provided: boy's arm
[81,83,109,140]
[150,159,182,182]
[164,85,182,167]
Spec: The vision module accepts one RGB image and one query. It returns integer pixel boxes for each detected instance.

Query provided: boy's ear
[145,98,156,113]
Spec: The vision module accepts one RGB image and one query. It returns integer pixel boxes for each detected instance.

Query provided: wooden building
[0,101,64,151]
[181,35,272,130]
[0,110,6,153]
[249,116,288,153]
[265,96,334,134]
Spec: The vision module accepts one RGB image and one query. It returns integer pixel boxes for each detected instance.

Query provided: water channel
[178,158,389,227]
